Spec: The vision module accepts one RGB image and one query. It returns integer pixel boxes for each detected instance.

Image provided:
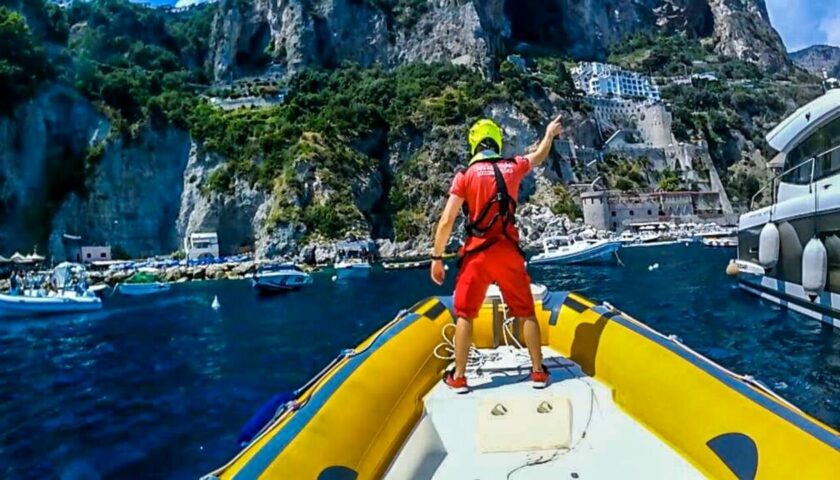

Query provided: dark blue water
[1,244,838,478]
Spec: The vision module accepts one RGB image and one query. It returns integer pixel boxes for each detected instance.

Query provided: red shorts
[454,240,535,319]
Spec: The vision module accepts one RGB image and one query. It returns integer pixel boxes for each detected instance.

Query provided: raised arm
[526,114,565,167]
[430,194,465,285]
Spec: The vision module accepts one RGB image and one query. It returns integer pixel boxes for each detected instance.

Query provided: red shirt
[449,155,531,251]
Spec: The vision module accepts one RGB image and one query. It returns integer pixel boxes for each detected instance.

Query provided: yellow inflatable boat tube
[206,290,840,479]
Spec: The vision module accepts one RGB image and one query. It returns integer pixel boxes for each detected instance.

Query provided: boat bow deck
[386,347,701,479]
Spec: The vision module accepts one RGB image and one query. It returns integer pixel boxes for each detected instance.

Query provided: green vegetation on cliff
[0,6,51,112]
[0,0,213,127]
[189,62,506,239]
[62,0,213,128]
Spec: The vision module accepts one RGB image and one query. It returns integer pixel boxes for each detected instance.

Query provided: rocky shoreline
[0,207,608,292]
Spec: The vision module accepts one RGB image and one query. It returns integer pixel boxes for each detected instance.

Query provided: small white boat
[252,264,313,292]
[619,229,689,248]
[0,290,102,317]
[117,270,171,296]
[697,228,738,248]
[530,236,621,265]
[334,260,372,278]
[701,236,738,248]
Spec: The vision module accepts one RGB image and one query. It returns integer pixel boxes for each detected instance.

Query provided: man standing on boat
[430,115,564,393]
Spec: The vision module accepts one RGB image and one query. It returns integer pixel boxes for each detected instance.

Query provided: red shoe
[531,365,550,389]
[444,370,469,394]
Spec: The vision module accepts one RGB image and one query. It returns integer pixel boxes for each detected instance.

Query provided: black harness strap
[460,158,526,263]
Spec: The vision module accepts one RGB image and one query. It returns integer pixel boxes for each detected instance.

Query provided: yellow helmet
[468,119,503,157]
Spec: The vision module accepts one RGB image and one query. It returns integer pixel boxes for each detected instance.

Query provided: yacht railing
[749,144,840,209]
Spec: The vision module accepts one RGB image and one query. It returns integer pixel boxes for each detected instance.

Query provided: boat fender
[758,223,780,268]
[802,237,827,301]
[237,391,295,447]
[725,260,739,276]
[825,234,840,267]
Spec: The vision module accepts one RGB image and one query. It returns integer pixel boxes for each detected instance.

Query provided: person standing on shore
[429,114,565,393]
[9,270,19,295]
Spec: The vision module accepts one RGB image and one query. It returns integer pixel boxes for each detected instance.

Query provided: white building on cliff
[572,62,660,102]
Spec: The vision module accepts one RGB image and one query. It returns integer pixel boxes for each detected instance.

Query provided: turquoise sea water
[1,243,839,478]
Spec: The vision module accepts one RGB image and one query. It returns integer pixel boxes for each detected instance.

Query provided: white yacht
[530,236,621,265]
[735,88,840,327]
[251,264,313,293]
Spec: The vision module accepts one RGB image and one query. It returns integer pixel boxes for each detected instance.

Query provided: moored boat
[697,227,738,248]
[735,88,840,327]
[0,262,102,317]
[117,269,171,296]
[530,236,621,265]
[0,290,102,317]
[383,259,431,271]
[334,259,372,278]
[252,264,313,292]
[701,236,738,248]
[207,286,840,479]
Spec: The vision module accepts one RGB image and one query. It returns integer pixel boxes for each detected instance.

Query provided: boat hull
[0,293,103,317]
[530,241,621,265]
[702,236,738,248]
[209,290,840,479]
[382,260,431,271]
[252,272,313,292]
[738,273,840,328]
[624,239,692,248]
[335,263,371,278]
[118,282,171,296]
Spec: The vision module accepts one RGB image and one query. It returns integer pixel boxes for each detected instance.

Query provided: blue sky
[766,0,840,52]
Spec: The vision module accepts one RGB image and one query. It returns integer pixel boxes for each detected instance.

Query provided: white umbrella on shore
[25,253,45,262]
[9,252,26,263]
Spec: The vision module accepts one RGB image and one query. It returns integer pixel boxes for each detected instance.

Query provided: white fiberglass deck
[385,347,702,479]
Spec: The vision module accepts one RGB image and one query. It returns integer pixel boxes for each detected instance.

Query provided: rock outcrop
[0,85,108,253]
[48,126,192,260]
[706,0,789,72]
[177,141,267,255]
[791,45,840,78]
[210,0,506,82]
[209,0,790,82]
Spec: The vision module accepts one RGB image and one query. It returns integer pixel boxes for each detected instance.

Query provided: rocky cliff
[705,0,788,71]
[0,85,108,254]
[0,0,804,262]
[48,126,192,260]
[209,0,790,82]
[210,0,507,81]
[176,141,268,256]
[791,45,840,78]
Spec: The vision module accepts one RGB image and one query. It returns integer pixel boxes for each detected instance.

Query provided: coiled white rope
[433,292,534,372]
[432,323,499,371]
